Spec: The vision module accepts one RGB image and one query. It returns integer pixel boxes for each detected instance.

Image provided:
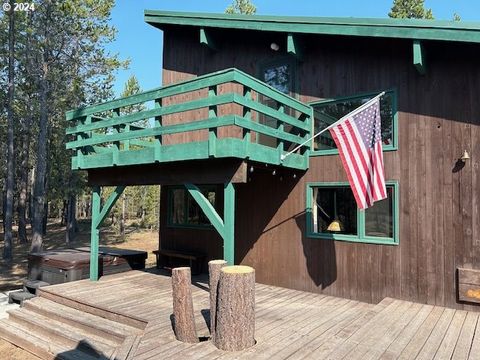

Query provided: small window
[168,186,217,228]
[306,181,398,245]
[310,90,397,155]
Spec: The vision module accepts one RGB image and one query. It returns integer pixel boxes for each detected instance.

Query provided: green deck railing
[66,68,313,171]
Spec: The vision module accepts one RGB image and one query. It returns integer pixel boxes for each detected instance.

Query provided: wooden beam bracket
[287,33,304,61]
[200,28,219,51]
[413,40,426,75]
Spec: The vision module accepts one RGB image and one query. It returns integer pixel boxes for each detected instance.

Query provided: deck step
[38,287,148,330]
[0,319,101,360]
[24,296,141,343]
[7,308,117,357]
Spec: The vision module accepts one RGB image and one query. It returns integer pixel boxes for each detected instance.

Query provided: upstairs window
[310,90,397,155]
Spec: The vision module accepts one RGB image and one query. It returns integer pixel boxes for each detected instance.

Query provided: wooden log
[208,259,227,342]
[214,265,255,351]
[171,267,198,343]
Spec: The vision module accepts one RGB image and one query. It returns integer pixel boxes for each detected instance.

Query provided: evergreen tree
[225,0,257,15]
[389,0,434,19]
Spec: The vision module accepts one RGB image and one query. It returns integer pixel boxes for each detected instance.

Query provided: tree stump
[171,267,198,343]
[208,259,227,342]
[214,265,255,351]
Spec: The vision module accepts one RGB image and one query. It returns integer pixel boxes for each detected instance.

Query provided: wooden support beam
[287,33,303,61]
[89,185,125,282]
[94,186,125,229]
[413,40,426,75]
[185,181,235,265]
[185,183,225,238]
[90,187,101,281]
[223,182,235,265]
[200,28,218,51]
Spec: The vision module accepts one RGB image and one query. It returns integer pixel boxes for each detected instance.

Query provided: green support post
[90,187,101,281]
[89,185,125,281]
[223,182,235,265]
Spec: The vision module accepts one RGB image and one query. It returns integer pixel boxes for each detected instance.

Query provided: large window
[306,181,399,245]
[310,90,397,155]
[168,186,217,228]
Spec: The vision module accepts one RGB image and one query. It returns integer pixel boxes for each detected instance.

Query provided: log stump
[171,267,198,343]
[208,259,227,342]
[214,265,255,351]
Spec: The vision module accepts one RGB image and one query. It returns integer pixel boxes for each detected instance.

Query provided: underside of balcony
[65,68,313,174]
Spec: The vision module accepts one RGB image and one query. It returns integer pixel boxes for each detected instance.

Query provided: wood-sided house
[66,11,480,310]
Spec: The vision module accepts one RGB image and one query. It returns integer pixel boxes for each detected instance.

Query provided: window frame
[166,185,217,229]
[305,181,399,245]
[308,89,398,156]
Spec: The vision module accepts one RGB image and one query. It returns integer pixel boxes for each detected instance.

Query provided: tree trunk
[214,266,255,351]
[120,193,125,237]
[66,194,76,244]
[208,260,227,341]
[171,267,198,343]
[3,1,16,260]
[17,133,30,243]
[31,2,51,253]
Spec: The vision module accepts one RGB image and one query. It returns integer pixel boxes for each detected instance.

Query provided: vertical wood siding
[159,28,480,309]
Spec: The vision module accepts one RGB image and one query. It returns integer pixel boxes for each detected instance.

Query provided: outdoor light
[461,150,470,162]
[272,170,276,175]
[270,42,280,51]
[249,166,254,173]
[327,220,343,232]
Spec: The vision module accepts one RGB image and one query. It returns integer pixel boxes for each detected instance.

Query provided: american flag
[329,98,387,209]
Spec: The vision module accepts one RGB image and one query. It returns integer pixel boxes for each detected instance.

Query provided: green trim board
[305,181,399,245]
[144,10,480,44]
[308,89,398,156]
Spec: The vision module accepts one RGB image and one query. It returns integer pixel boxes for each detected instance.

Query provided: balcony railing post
[76,115,89,169]
[242,87,252,156]
[154,98,162,162]
[112,108,120,165]
[208,86,217,158]
[277,104,285,161]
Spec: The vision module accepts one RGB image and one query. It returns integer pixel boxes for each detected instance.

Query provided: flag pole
[280,91,385,161]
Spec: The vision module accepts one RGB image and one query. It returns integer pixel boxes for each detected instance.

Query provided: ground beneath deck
[3,269,480,359]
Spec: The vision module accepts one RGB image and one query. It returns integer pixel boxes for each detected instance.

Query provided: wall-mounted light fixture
[270,42,280,51]
[461,150,470,162]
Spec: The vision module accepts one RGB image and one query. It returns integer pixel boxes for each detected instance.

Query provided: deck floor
[42,270,480,359]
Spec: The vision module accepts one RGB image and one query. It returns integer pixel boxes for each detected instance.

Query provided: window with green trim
[306,181,399,245]
[168,186,217,227]
[310,90,397,155]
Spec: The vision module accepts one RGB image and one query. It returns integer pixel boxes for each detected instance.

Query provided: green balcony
[65,68,313,172]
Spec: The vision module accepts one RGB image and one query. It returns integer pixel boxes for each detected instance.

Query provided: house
[66,11,480,310]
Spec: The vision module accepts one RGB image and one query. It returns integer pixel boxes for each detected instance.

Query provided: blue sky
[107,0,480,96]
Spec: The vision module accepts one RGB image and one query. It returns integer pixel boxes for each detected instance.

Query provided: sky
[107,0,480,97]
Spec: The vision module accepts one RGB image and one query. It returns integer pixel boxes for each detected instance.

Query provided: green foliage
[453,13,461,21]
[388,0,434,19]
[225,0,257,15]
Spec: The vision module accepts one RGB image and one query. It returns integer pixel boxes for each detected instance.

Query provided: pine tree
[225,0,257,15]
[389,0,434,19]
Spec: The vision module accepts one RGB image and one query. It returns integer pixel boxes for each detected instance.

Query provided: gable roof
[144,10,480,44]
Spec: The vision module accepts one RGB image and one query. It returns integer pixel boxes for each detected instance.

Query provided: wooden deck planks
[27,270,480,360]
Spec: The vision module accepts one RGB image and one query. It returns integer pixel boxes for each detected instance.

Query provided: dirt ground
[0,220,159,292]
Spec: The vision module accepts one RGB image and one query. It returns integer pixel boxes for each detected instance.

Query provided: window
[168,186,217,228]
[310,90,397,155]
[257,58,296,148]
[306,181,399,245]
